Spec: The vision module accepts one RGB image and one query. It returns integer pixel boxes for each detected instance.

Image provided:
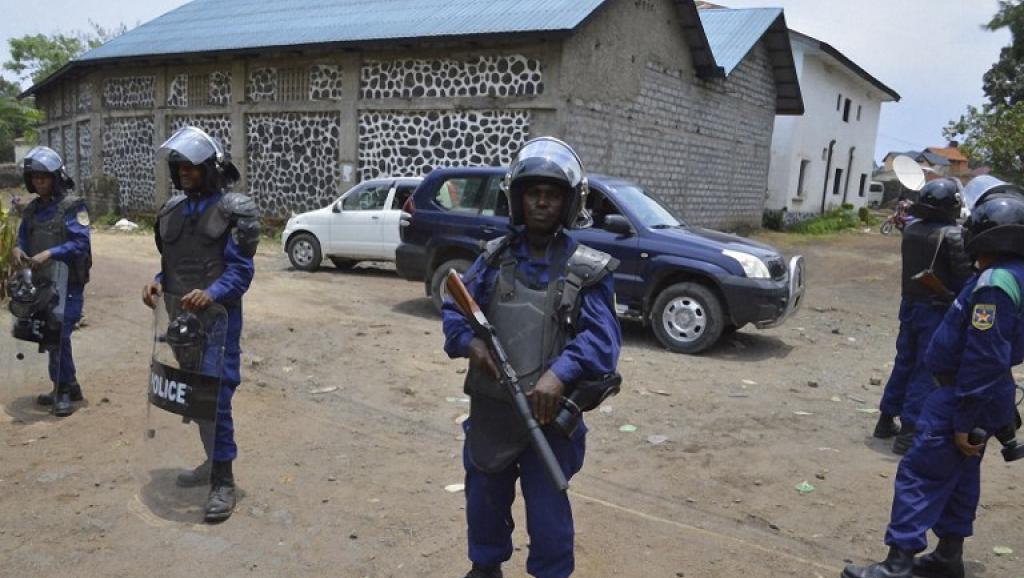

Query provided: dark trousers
[47,284,83,386]
[464,420,587,578]
[879,299,946,424]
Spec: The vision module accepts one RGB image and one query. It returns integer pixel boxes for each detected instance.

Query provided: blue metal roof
[697,8,782,75]
[79,0,609,62]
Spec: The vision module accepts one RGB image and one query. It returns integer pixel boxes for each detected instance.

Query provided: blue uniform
[156,192,255,462]
[879,299,947,425]
[442,232,621,578]
[17,197,91,386]
[884,260,1024,551]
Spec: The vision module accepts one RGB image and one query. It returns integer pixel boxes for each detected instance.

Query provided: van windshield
[610,184,686,229]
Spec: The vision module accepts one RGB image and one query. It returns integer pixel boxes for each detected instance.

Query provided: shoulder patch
[972,303,996,331]
[974,268,1022,310]
[76,210,90,227]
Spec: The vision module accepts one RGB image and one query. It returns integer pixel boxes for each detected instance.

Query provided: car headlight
[722,249,771,279]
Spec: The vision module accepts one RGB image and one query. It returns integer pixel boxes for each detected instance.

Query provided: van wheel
[651,282,724,354]
[287,233,321,271]
[431,259,472,313]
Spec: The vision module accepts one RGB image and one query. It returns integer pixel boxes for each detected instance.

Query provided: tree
[3,21,126,86]
[946,1,1024,181]
[0,78,43,161]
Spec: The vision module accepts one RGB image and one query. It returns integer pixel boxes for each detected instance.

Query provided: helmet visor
[962,175,1006,211]
[23,146,63,174]
[509,138,585,189]
[157,126,223,166]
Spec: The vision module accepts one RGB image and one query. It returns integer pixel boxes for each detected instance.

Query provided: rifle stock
[444,269,570,492]
[912,269,954,301]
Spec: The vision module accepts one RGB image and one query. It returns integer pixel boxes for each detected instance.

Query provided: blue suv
[396,167,805,354]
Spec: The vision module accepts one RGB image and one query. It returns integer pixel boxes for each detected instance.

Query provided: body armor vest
[158,195,230,297]
[22,195,89,286]
[464,235,616,473]
[901,220,972,303]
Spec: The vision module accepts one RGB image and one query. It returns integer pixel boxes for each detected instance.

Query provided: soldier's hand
[529,371,566,426]
[467,338,499,379]
[142,282,162,309]
[954,432,984,457]
[11,247,28,267]
[29,250,52,268]
[181,289,214,312]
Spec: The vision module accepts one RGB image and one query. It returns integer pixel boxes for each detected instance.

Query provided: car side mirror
[603,214,633,236]
[332,202,342,213]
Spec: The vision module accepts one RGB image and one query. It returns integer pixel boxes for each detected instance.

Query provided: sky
[0,0,1013,162]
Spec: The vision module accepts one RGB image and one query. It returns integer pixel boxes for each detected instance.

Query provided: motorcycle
[880,199,912,235]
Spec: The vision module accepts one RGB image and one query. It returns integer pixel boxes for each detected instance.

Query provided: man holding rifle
[442,137,621,578]
[876,178,972,454]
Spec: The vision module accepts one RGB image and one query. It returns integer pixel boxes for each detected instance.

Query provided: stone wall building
[23,0,802,229]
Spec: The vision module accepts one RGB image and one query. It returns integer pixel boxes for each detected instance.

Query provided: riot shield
[2,263,68,417]
[134,292,227,522]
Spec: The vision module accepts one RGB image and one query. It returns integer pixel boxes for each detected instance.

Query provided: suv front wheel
[287,233,322,272]
[651,282,724,354]
[430,258,473,313]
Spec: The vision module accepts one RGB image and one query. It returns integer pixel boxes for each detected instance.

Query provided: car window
[434,177,490,214]
[392,183,418,210]
[343,183,390,211]
[611,184,685,228]
[481,178,508,217]
[586,189,624,229]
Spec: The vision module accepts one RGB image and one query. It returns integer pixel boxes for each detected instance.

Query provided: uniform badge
[972,304,995,331]
[76,210,90,227]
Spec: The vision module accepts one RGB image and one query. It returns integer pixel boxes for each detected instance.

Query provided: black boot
[843,547,915,578]
[893,421,917,455]
[874,414,901,439]
[463,564,503,578]
[204,460,236,523]
[37,381,83,406]
[912,537,964,578]
[176,460,212,487]
[52,383,75,417]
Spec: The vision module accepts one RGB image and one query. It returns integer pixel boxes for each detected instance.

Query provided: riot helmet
[22,146,74,196]
[158,126,240,192]
[907,178,961,223]
[963,186,1024,259]
[503,137,590,228]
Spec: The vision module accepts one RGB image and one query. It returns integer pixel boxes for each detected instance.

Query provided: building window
[858,174,868,197]
[278,67,310,102]
[833,168,844,195]
[843,98,852,122]
[837,93,842,111]
[187,74,209,106]
[857,105,862,121]
[796,159,810,197]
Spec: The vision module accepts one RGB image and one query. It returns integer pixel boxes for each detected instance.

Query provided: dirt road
[1,228,1020,578]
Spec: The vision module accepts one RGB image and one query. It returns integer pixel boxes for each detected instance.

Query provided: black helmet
[158,126,239,192]
[964,187,1024,259]
[908,178,961,223]
[166,311,208,371]
[22,146,74,195]
[502,137,590,228]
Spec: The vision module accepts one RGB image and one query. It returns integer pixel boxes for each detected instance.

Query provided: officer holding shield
[12,146,91,417]
[141,127,260,523]
[442,137,621,578]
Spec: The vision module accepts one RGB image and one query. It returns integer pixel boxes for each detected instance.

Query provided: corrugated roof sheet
[697,7,782,75]
[79,0,609,62]
[927,146,968,163]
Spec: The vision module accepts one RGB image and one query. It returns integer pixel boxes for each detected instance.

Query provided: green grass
[0,198,20,301]
[789,207,863,235]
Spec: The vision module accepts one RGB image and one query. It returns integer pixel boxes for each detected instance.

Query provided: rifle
[444,269,570,492]
[911,269,955,302]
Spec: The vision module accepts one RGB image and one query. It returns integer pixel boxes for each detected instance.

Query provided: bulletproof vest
[901,221,971,302]
[464,236,616,473]
[158,194,230,297]
[22,195,89,286]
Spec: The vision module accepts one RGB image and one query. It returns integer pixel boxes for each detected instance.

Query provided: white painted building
[765,31,899,223]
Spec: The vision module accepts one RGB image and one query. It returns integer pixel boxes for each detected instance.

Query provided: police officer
[11,146,91,417]
[876,178,972,454]
[141,127,260,523]
[843,187,1024,578]
[442,137,622,578]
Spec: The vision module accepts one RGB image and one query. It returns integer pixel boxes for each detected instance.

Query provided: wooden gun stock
[912,269,955,302]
